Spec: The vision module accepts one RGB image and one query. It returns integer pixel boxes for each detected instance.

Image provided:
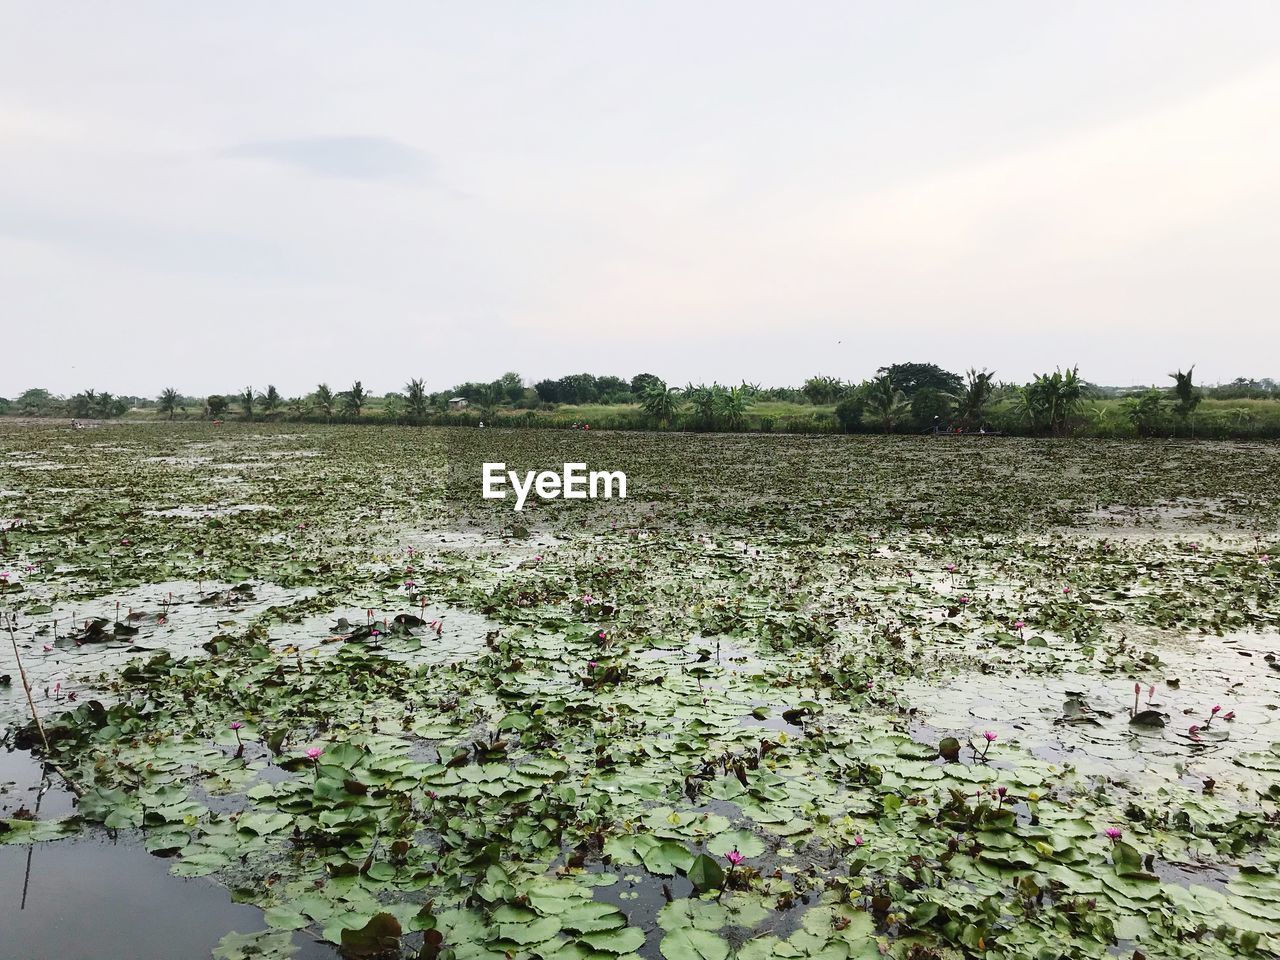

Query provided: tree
[342,380,367,417]
[16,389,58,416]
[313,384,336,423]
[875,363,963,398]
[206,395,229,418]
[260,385,282,414]
[956,369,996,430]
[556,374,599,405]
[68,390,96,418]
[1126,391,1167,437]
[239,387,255,421]
[835,387,870,433]
[497,372,524,404]
[911,387,954,430]
[158,387,180,420]
[382,394,405,421]
[715,385,751,430]
[684,384,718,429]
[802,376,845,405]
[631,373,663,395]
[1169,366,1201,426]
[1018,367,1083,436]
[640,381,680,427]
[533,379,561,404]
[405,379,429,420]
[94,391,124,418]
[863,375,909,433]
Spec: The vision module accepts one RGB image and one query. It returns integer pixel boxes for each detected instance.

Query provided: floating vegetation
[1,422,1278,959]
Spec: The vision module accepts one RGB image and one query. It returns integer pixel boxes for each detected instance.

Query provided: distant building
[448,397,469,409]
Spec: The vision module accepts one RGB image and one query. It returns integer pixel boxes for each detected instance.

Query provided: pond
[1,423,1278,960]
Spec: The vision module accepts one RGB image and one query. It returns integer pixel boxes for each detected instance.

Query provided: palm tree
[640,381,681,427]
[259,384,282,415]
[1126,390,1167,438]
[69,389,96,418]
[715,385,750,430]
[95,391,117,419]
[342,380,367,417]
[956,369,995,430]
[1020,367,1083,436]
[1169,366,1201,434]
[405,379,429,420]
[158,388,180,420]
[684,384,717,429]
[313,384,335,423]
[863,375,909,433]
[239,386,255,421]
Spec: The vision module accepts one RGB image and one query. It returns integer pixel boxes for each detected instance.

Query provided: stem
[4,614,50,754]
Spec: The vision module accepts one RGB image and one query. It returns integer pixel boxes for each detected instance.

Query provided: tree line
[3,363,1279,437]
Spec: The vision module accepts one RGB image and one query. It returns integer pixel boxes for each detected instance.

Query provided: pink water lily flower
[983,731,998,743]
[725,849,745,866]
[1104,827,1123,842]
[853,834,865,847]
[305,746,324,761]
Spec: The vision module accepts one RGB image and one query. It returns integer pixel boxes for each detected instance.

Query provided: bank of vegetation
[4,364,1280,438]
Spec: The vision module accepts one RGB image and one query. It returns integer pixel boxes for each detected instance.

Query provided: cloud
[222,135,431,180]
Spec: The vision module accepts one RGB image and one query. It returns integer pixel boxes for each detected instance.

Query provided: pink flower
[230,721,244,730]
[305,746,324,761]
[945,563,956,572]
[1210,705,1221,715]
[959,596,970,605]
[1188,724,1200,739]
[1222,710,1236,721]
[1013,620,1025,630]
[853,834,865,847]
[597,631,606,639]
[983,731,998,743]
[1104,827,1122,842]
[534,555,543,562]
[725,849,745,866]
[1062,585,1071,594]
[42,644,53,653]
[995,786,1008,799]
[587,660,599,669]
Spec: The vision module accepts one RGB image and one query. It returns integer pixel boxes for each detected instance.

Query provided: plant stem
[4,614,50,754]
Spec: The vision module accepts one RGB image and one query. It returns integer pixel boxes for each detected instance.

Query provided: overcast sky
[3,2,1280,398]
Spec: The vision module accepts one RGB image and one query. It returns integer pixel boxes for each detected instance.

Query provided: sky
[3,2,1280,398]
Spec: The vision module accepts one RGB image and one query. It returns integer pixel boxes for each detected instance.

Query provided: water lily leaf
[706,830,764,860]
[659,928,729,960]
[340,913,402,957]
[686,854,725,892]
[579,926,646,954]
